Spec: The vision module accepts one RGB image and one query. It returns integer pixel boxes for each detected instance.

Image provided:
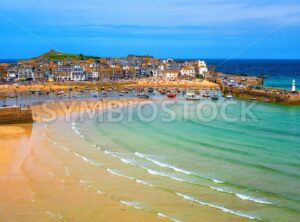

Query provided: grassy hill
[34,50,101,60]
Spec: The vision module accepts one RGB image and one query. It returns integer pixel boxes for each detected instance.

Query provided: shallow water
[69,98,300,221]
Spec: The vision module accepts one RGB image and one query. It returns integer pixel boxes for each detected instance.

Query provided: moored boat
[211,94,219,100]
[148,88,154,93]
[167,92,177,98]
[202,91,211,98]
[185,94,200,101]
[137,93,149,99]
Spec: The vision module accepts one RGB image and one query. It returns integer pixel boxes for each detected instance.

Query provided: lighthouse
[292,79,296,93]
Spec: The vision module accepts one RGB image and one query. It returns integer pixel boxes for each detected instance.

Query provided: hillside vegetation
[33,50,101,60]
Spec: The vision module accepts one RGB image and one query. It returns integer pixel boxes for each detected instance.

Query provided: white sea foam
[176,193,258,220]
[71,125,85,138]
[235,193,272,205]
[59,144,70,152]
[104,150,137,166]
[212,179,224,184]
[79,179,89,185]
[157,213,182,222]
[46,210,64,221]
[106,168,154,187]
[135,152,224,184]
[210,186,231,193]
[72,126,80,134]
[120,157,137,166]
[120,200,143,210]
[73,152,100,167]
[210,187,272,205]
[74,152,81,158]
[107,168,124,177]
[135,152,193,175]
[136,179,153,187]
[143,167,191,183]
[96,190,104,195]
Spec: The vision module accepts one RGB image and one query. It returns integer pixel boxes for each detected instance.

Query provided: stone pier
[0,106,33,124]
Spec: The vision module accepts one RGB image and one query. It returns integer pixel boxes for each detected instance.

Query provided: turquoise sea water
[73,98,300,222]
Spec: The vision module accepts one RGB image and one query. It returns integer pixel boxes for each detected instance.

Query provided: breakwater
[0,106,33,124]
[210,73,300,105]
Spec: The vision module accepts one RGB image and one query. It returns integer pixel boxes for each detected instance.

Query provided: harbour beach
[0,95,300,222]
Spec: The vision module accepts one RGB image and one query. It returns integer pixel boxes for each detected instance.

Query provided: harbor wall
[222,87,300,105]
[0,106,33,124]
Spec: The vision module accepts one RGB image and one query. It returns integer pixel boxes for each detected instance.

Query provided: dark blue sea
[206,59,300,89]
[0,59,17,64]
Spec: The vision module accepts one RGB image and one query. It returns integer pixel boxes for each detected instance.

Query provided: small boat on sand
[57,90,64,96]
[167,93,177,98]
[137,93,149,99]
[148,88,154,93]
[185,91,200,100]
[202,91,211,98]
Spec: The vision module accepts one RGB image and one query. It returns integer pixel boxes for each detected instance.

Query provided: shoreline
[0,98,167,222]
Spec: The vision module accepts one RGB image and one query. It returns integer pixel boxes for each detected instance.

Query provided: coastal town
[0,50,208,82]
[0,50,299,113]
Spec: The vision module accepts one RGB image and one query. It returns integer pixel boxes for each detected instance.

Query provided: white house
[160,70,179,80]
[86,71,99,80]
[197,60,208,76]
[151,69,159,78]
[18,67,35,81]
[180,66,195,77]
[71,65,85,81]
[7,67,18,80]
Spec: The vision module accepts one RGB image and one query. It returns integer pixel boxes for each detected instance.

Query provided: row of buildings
[1,52,208,82]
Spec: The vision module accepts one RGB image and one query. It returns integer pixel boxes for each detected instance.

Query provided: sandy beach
[0,79,219,96]
[0,99,167,222]
[0,98,252,222]
[1,94,299,222]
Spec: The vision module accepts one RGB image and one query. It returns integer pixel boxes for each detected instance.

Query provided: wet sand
[0,99,165,222]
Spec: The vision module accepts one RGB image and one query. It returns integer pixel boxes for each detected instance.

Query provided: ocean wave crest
[106,168,153,187]
[176,192,258,220]
[210,187,272,205]
[135,152,224,184]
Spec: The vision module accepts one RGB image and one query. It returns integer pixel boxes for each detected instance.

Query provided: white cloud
[1,0,300,27]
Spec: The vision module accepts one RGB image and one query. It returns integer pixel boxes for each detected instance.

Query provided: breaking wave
[210,187,272,205]
[135,152,224,184]
[106,168,153,187]
[176,192,259,220]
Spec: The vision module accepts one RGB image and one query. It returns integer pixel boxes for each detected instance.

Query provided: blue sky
[0,0,300,59]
